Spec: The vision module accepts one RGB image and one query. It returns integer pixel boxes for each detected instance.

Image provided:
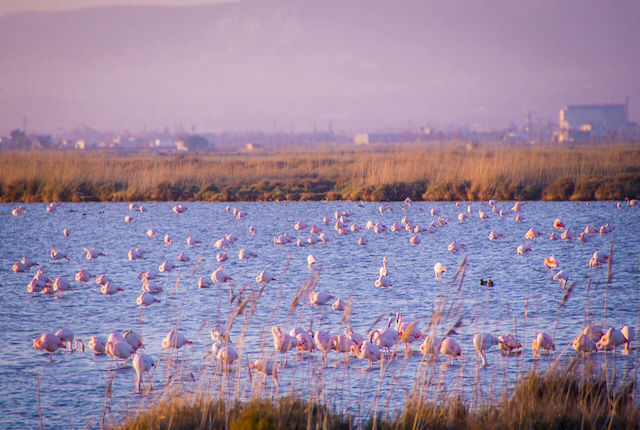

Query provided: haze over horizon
[1,0,638,136]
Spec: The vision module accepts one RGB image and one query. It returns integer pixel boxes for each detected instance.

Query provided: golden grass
[1,142,639,201]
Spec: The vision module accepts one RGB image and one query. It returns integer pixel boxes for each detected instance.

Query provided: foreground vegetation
[2,142,640,202]
[116,364,639,430]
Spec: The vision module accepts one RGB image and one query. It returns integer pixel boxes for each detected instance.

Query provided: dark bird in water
[480,279,494,287]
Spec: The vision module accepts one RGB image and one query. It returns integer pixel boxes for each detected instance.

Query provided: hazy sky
[1,0,638,135]
[0,0,237,16]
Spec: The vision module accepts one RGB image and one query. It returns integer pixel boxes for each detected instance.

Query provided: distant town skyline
[1,0,638,136]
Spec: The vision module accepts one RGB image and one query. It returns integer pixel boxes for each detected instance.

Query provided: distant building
[175,135,210,152]
[556,101,636,142]
[353,133,369,145]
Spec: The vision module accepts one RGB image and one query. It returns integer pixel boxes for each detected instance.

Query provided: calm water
[1,201,639,428]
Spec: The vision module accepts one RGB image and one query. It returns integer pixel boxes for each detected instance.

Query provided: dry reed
[2,142,639,202]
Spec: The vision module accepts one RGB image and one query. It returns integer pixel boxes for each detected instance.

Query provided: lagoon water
[1,201,639,429]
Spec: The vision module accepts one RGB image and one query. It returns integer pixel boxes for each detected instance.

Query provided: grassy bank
[116,365,640,430]
[2,142,640,202]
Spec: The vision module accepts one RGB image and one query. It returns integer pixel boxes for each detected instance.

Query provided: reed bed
[110,256,640,430]
[2,142,640,202]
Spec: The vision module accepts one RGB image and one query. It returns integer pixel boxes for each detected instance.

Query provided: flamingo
[350,341,382,368]
[420,334,442,357]
[145,229,157,238]
[488,230,503,240]
[589,250,608,269]
[83,247,105,260]
[128,248,145,260]
[310,225,322,234]
[378,256,389,277]
[531,332,555,356]
[621,326,635,353]
[158,260,176,272]
[137,291,160,306]
[511,202,523,212]
[289,327,315,354]
[448,241,465,253]
[314,330,333,366]
[75,269,93,282]
[409,235,421,245]
[96,272,111,285]
[106,339,134,365]
[172,204,187,214]
[516,244,532,255]
[238,248,258,260]
[345,327,365,347]
[357,237,368,245]
[177,252,190,262]
[50,248,70,261]
[161,329,192,350]
[553,270,568,288]
[186,236,202,246]
[197,276,212,288]
[395,313,423,354]
[478,209,489,220]
[164,235,172,246]
[434,263,446,279]
[216,252,229,263]
[473,333,499,366]
[133,351,156,392]
[248,359,279,387]
[307,254,317,270]
[544,256,559,270]
[294,220,309,230]
[102,281,123,296]
[21,257,39,268]
[524,228,542,240]
[560,229,575,240]
[142,280,163,294]
[211,266,232,284]
[309,291,334,306]
[369,327,399,357]
[601,222,615,233]
[55,328,75,353]
[332,298,345,311]
[375,273,392,288]
[332,334,354,362]
[255,269,276,285]
[52,276,72,298]
[216,340,238,367]
[249,225,257,236]
[549,231,558,240]
[457,213,468,222]
[596,327,627,352]
[497,333,522,354]
[577,232,588,242]
[13,261,28,273]
[272,326,297,365]
[139,271,157,282]
[124,215,134,223]
[573,333,597,354]
[584,224,597,234]
[514,214,524,222]
[553,218,565,230]
[123,330,144,350]
[440,337,462,364]
[33,333,64,362]
[88,336,107,355]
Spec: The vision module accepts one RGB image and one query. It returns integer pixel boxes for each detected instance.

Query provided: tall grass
[2,142,640,202]
[110,255,640,430]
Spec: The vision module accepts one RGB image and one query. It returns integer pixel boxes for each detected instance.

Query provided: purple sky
[0,0,638,135]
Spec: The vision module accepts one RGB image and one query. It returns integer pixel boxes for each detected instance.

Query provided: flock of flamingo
[10,197,640,392]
